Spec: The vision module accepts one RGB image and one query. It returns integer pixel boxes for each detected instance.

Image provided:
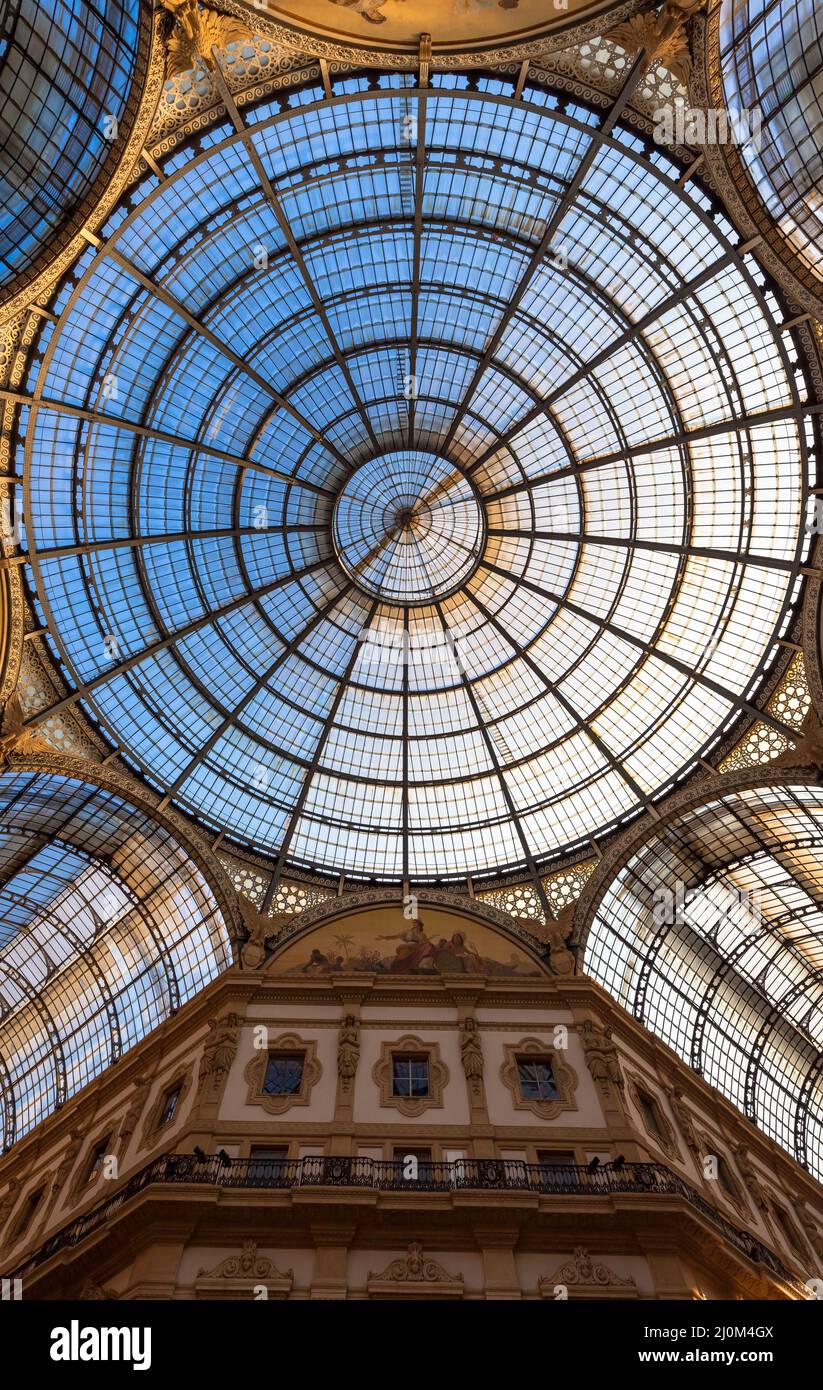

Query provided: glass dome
[0,0,143,292]
[0,770,234,1150]
[582,781,823,1182]
[22,73,812,885]
[719,0,823,280]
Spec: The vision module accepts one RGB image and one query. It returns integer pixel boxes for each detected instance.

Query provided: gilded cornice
[223,0,646,67]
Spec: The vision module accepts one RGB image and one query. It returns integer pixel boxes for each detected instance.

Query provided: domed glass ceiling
[22,72,813,885]
[582,782,823,1182]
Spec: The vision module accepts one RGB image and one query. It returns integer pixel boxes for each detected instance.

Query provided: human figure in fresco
[447,931,484,973]
[377,918,438,972]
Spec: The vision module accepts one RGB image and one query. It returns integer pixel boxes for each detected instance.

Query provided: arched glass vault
[581,779,823,1183]
[0,770,234,1150]
[0,0,146,295]
[18,68,816,894]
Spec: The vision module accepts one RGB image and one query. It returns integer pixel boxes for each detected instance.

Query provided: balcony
[7,1154,808,1294]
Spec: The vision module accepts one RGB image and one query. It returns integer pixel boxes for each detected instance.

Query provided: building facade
[2,896,821,1300]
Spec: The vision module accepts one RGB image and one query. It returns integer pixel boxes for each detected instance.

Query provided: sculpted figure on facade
[734,1144,770,1213]
[460,1015,484,1099]
[337,1014,360,1092]
[580,1018,625,1092]
[664,1085,701,1157]
[117,1077,151,1150]
[197,1012,241,1098]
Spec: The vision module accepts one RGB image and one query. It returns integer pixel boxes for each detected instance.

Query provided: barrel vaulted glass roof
[21,70,815,889]
[719,0,823,279]
[0,0,143,292]
[0,771,233,1150]
[582,782,823,1182]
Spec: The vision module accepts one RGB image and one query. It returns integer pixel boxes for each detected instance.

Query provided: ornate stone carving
[796,1205,823,1263]
[197,1239,293,1283]
[734,1144,771,1214]
[337,1014,360,1093]
[664,1084,701,1157]
[373,1034,448,1117]
[196,1012,241,1101]
[545,907,576,975]
[367,1242,463,1298]
[161,0,251,76]
[243,1032,322,1115]
[48,1129,86,1207]
[77,1279,118,1300]
[138,1065,194,1152]
[117,1077,151,1151]
[539,1247,637,1297]
[580,1019,625,1093]
[607,0,704,84]
[195,1239,293,1298]
[499,1037,578,1120]
[773,710,823,771]
[238,892,283,968]
[459,1016,484,1100]
[0,691,53,766]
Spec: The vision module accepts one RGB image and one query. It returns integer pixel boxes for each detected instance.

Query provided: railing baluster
[2,1155,806,1293]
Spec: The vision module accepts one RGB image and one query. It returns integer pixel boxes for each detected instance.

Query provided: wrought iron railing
[5,1155,808,1292]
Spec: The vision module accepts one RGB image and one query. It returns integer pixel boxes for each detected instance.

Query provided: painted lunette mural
[271,907,545,976]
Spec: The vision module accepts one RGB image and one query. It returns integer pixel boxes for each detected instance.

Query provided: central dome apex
[332,450,486,603]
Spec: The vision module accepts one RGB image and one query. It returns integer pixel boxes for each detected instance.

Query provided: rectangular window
[262,1052,304,1096]
[392,1054,429,1098]
[159,1083,181,1128]
[85,1138,111,1183]
[393,1146,433,1180]
[249,1145,289,1181]
[717,1157,737,1197]
[536,1149,578,1187]
[637,1089,664,1136]
[517,1057,558,1101]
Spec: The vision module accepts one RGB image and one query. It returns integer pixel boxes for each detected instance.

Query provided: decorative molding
[367,1242,463,1299]
[268,887,550,968]
[626,1071,682,1162]
[539,1247,637,1298]
[579,1018,625,1095]
[607,0,705,85]
[663,1084,701,1159]
[459,1016,484,1103]
[160,0,252,77]
[137,1064,194,1153]
[500,1037,578,1121]
[195,1239,293,1298]
[337,1013,360,1095]
[372,1034,448,1118]
[196,1011,243,1109]
[243,1032,322,1115]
